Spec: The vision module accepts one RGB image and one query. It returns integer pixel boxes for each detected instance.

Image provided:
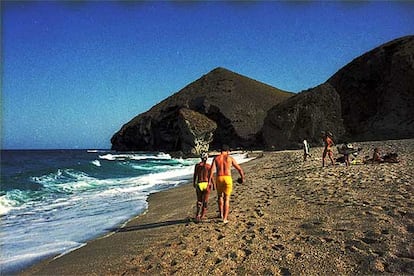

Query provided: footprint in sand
[280,267,292,276]
[255,208,265,217]
[272,244,285,251]
[246,221,255,227]
[242,232,256,244]
[243,248,252,257]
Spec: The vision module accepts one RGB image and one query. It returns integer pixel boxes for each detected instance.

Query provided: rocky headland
[111,35,414,155]
[111,68,293,154]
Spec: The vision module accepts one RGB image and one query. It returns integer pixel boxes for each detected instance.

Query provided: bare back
[213,154,234,176]
[324,136,334,150]
[195,162,211,182]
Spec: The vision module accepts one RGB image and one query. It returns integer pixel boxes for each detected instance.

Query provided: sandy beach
[20,139,413,275]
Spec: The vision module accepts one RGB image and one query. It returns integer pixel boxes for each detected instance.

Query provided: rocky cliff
[261,35,414,149]
[328,35,414,141]
[261,83,345,149]
[177,108,217,156]
[111,67,293,153]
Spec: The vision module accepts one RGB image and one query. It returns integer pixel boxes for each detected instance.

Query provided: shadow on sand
[110,218,191,233]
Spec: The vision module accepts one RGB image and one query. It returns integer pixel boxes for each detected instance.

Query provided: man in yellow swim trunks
[208,144,245,223]
[193,152,212,222]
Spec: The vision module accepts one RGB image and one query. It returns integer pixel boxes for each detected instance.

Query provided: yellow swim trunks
[216,176,233,195]
[197,182,208,192]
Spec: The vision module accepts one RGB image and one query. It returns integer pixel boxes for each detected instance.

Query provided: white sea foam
[91,160,101,167]
[0,241,85,274]
[131,164,173,171]
[99,152,171,161]
[0,196,14,215]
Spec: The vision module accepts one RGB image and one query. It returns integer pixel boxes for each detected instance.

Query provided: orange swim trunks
[216,175,233,195]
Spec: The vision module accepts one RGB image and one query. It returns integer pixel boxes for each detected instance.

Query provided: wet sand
[20,139,414,275]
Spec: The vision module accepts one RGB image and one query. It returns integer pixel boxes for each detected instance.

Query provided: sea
[0,149,253,274]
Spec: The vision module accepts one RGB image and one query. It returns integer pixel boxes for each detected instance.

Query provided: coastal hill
[261,35,414,149]
[260,82,345,149]
[328,35,414,141]
[111,67,293,153]
[112,36,414,153]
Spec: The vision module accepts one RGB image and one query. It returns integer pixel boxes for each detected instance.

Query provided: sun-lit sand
[20,139,414,275]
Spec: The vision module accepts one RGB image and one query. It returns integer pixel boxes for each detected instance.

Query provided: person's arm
[206,165,214,191]
[208,158,216,190]
[193,165,198,188]
[231,158,245,183]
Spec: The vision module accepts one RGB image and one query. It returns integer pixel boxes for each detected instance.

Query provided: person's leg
[196,189,202,221]
[216,177,224,219]
[329,151,335,165]
[217,194,224,219]
[223,194,230,223]
[322,149,327,167]
[200,191,210,219]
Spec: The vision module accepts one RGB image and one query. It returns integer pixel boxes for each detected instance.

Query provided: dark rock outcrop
[328,35,414,141]
[260,35,414,149]
[261,83,345,149]
[111,67,293,153]
[177,108,217,155]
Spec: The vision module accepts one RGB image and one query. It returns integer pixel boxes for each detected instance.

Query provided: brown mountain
[261,35,414,149]
[328,35,414,141]
[111,67,293,153]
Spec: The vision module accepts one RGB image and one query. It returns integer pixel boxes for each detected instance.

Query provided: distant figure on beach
[339,143,353,167]
[372,147,384,163]
[193,152,212,222]
[370,147,399,163]
[209,144,245,224]
[337,143,363,166]
[303,139,311,161]
[322,131,335,167]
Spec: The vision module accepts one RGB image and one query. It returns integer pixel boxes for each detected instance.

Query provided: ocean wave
[31,169,94,186]
[0,195,15,215]
[0,150,256,273]
[0,240,85,275]
[99,152,171,161]
[130,164,175,171]
[0,190,39,215]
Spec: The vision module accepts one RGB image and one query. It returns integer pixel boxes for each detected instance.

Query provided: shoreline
[20,139,414,275]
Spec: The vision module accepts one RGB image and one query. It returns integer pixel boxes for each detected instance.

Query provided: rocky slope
[177,108,217,156]
[111,67,293,153]
[328,35,414,141]
[260,83,345,149]
[261,35,414,149]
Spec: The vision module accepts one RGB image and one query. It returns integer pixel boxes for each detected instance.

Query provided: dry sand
[20,139,414,275]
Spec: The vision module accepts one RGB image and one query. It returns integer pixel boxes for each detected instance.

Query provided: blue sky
[2,1,413,149]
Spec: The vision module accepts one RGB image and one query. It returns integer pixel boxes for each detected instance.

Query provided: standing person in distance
[322,131,335,167]
[208,145,245,224]
[303,139,311,161]
[193,152,212,222]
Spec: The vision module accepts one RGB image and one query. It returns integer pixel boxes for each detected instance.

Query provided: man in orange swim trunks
[208,145,245,223]
[322,131,335,167]
[193,152,212,222]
